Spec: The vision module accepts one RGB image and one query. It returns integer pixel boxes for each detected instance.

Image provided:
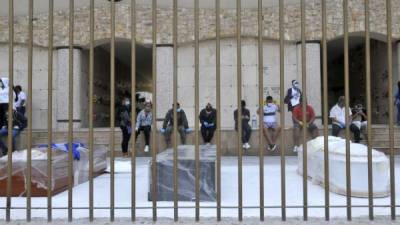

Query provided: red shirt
[292,105,315,122]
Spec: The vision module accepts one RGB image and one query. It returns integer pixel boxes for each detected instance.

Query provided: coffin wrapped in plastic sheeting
[0,145,107,197]
[297,136,390,198]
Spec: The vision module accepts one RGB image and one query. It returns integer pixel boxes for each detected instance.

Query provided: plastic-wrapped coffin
[297,136,390,198]
[0,144,107,197]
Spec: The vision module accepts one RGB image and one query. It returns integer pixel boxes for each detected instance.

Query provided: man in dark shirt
[234,100,252,150]
[161,102,190,147]
[199,103,217,144]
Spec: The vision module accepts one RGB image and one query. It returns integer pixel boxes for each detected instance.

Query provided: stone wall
[0,0,399,48]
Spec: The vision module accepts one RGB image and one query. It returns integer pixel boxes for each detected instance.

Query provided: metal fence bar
[364,0,373,220]
[47,0,54,221]
[172,0,178,221]
[5,0,13,222]
[215,0,222,221]
[300,0,308,220]
[321,0,330,221]
[257,0,264,221]
[236,0,243,221]
[343,0,352,220]
[110,0,116,221]
[88,0,95,221]
[194,0,200,221]
[130,0,137,221]
[67,0,74,221]
[26,0,34,221]
[151,0,158,220]
[279,0,286,221]
[386,0,396,220]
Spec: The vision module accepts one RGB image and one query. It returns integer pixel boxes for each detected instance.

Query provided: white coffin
[297,136,390,198]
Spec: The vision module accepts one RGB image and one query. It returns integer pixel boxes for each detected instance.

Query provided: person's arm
[242,109,250,123]
[162,110,170,129]
[182,110,189,129]
[212,109,217,125]
[136,111,142,129]
[199,110,205,125]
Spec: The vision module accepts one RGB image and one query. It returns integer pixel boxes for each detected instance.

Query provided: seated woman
[0,109,27,156]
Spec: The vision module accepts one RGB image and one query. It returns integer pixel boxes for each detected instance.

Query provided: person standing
[199,103,217,145]
[234,100,252,150]
[329,96,361,143]
[291,99,319,152]
[119,96,132,157]
[0,78,9,128]
[262,96,281,151]
[161,103,190,147]
[135,101,152,153]
[14,85,27,116]
[284,79,302,112]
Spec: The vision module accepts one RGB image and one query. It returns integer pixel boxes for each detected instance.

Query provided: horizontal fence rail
[1,0,398,222]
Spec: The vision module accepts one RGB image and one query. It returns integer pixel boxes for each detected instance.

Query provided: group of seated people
[119,81,367,156]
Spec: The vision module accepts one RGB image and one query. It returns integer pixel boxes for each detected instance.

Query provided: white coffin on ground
[297,136,390,198]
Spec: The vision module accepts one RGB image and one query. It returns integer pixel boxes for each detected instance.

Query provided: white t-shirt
[290,88,301,107]
[329,104,352,125]
[263,104,278,123]
[15,91,27,108]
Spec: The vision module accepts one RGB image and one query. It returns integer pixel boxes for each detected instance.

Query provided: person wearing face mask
[161,102,190,147]
[119,96,132,157]
[0,78,9,128]
[330,96,361,143]
[261,96,281,151]
[199,103,217,145]
[234,100,252,150]
[284,79,302,112]
[13,85,27,116]
[135,101,153,153]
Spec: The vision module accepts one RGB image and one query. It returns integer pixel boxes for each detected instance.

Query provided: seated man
[0,110,27,156]
[330,96,361,143]
[199,103,217,145]
[135,101,153,153]
[261,96,281,151]
[292,99,319,152]
[234,100,252,150]
[351,103,367,139]
[161,102,190,147]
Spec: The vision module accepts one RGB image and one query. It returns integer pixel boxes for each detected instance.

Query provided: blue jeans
[0,128,20,155]
[397,103,400,125]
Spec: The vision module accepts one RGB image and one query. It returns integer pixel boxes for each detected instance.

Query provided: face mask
[145,106,151,111]
[124,100,130,106]
[177,108,182,113]
[293,83,299,88]
[267,103,273,106]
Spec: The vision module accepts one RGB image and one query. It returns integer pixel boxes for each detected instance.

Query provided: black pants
[236,123,252,143]
[121,126,131,153]
[201,126,215,143]
[136,125,151,146]
[17,106,25,116]
[332,123,361,143]
[0,103,8,128]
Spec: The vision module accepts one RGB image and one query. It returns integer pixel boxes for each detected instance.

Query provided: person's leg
[332,124,341,136]
[204,127,212,143]
[350,123,361,143]
[121,127,129,153]
[308,123,319,139]
[208,128,215,143]
[273,125,282,144]
[262,126,273,145]
[243,124,252,143]
[293,126,301,147]
[201,126,207,143]
[142,126,151,146]
[164,126,172,146]
[178,126,187,144]
[11,129,20,152]
[0,128,7,155]
[397,104,400,125]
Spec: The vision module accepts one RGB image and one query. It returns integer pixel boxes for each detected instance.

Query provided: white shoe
[144,145,149,152]
[293,145,298,152]
[245,143,251,149]
[242,143,247,148]
[270,144,277,151]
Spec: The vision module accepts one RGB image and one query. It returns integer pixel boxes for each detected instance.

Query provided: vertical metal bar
[130,0,137,221]
[47,0,54,221]
[215,0,222,221]
[194,0,200,221]
[5,0,13,221]
[68,0,74,221]
[364,0,373,220]
[88,0,94,221]
[110,0,116,221]
[257,0,264,221]
[172,0,178,221]
[300,0,308,220]
[386,0,396,220]
[279,0,286,221]
[343,0,352,220]
[26,0,34,221]
[321,0,330,221]
[151,0,158,221]
[236,0,243,221]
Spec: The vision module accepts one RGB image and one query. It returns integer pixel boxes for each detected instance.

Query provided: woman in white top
[0,78,9,128]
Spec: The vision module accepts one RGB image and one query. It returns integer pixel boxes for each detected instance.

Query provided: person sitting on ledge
[160,102,190,147]
[330,96,361,143]
[292,98,319,152]
[135,101,153,153]
[0,109,27,156]
[199,103,217,145]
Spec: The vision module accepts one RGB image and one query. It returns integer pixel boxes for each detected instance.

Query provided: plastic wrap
[297,136,390,197]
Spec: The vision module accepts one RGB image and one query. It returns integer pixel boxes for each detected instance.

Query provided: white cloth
[14,91,26,108]
[0,78,9,104]
[263,104,278,123]
[329,104,352,126]
[290,87,301,107]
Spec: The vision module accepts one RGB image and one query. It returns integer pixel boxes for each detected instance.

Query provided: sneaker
[244,143,251,149]
[293,145,298,152]
[144,145,149,153]
[270,144,277,152]
[242,143,247,149]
